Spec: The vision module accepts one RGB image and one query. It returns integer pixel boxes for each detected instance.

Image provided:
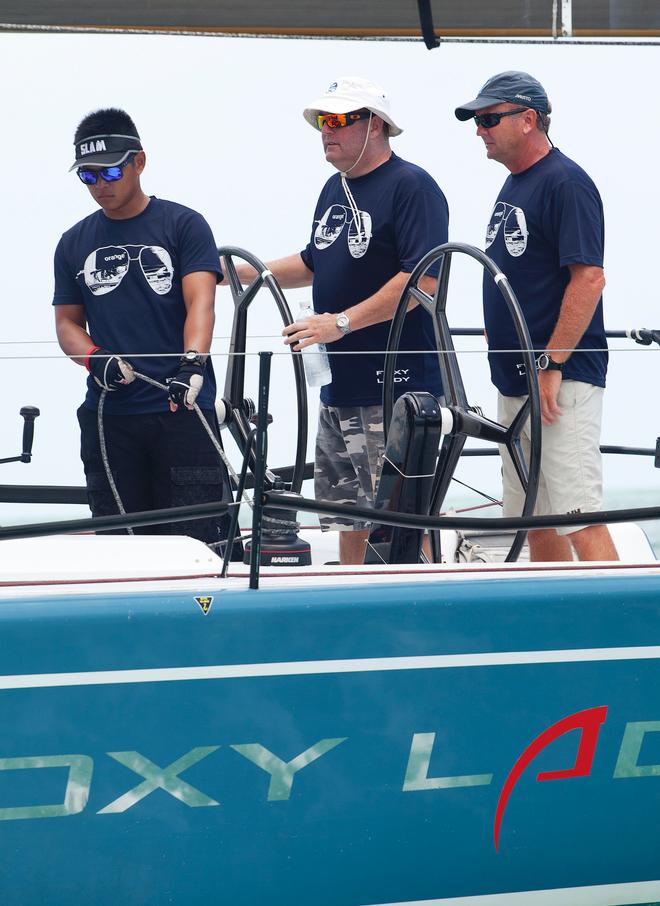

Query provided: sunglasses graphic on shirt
[485,202,528,257]
[313,203,373,259]
[79,244,174,296]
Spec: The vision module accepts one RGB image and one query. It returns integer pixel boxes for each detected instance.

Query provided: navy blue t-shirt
[300,153,449,406]
[53,197,222,414]
[482,149,608,396]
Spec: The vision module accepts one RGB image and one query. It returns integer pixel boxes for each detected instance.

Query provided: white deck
[0,523,656,598]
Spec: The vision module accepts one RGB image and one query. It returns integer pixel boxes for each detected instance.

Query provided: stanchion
[248,352,272,589]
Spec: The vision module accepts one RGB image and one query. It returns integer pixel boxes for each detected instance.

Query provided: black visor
[69,133,143,171]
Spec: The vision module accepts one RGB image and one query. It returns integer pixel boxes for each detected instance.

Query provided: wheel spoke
[436,311,468,409]
[430,434,467,516]
[507,436,529,490]
[409,284,434,314]
[220,254,243,300]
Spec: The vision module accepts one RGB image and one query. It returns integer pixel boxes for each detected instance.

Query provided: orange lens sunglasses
[315,110,371,130]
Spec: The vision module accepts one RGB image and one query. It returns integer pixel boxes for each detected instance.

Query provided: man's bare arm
[283,272,435,349]
[539,263,605,425]
[181,271,217,354]
[546,264,605,360]
[54,304,93,364]
[221,253,313,289]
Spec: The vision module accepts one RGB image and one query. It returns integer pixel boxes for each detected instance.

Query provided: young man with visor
[53,107,234,547]
[455,71,617,561]
[231,76,449,564]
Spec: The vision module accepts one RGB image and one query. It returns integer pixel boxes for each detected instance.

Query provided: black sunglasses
[473,107,529,128]
[77,154,136,185]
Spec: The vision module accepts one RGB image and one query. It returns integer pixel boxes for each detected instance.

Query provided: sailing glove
[168,351,206,410]
[85,346,135,391]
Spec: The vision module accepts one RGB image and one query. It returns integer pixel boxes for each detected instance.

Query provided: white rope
[382,454,436,479]
[97,388,133,535]
[132,370,250,505]
[96,370,297,537]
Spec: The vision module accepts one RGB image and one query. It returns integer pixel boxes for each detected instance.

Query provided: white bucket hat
[303,76,403,136]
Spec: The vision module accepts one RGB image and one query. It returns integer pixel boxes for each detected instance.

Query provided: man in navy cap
[53,107,234,549]
[456,71,617,561]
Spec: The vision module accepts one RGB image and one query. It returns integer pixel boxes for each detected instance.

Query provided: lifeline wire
[2,346,658,361]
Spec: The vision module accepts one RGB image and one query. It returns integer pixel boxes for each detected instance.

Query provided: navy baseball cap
[455,71,549,121]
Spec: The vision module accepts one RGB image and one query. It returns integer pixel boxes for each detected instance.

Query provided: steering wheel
[382,242,541,563]
[218,246,308,493]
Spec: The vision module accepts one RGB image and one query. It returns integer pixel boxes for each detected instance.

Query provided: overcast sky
[1,32,659,518]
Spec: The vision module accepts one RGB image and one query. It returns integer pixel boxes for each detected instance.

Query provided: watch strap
[181,350,207,369]
[537,353,563,372]
[336,312,351,334]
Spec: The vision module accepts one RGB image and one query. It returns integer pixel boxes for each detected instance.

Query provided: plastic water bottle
[298,303,332,387]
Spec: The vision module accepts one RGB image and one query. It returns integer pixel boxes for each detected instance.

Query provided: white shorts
[497,381,605,536]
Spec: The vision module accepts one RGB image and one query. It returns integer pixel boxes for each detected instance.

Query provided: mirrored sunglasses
[473,107,529,128]
[315,110,371,130]
[77,154,135,185]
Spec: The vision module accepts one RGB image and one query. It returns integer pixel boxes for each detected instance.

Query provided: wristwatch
[536,353,564,372]
[336,312,351,335]
[181,350,206,368]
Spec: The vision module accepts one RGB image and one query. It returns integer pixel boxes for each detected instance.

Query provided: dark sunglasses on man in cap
[473,107,529,129]
[77,154,136,186]
[315,110,371,130]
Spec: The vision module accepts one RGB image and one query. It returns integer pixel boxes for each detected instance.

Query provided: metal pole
[221,427,257,579]
[249,351,272,589]
[561,0,573,37]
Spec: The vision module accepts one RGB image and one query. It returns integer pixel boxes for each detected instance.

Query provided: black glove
[86,346,135,390]
[168,351,206,410]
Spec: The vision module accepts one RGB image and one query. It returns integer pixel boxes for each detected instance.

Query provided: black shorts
[77,404,234,546]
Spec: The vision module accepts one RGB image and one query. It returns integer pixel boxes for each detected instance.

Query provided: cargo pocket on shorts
[85,471,118,518]
[170,466,229,544]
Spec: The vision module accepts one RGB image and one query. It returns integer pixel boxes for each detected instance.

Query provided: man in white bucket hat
[233,76,448,564]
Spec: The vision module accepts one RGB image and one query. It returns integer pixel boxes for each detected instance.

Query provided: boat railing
[1,239,659,586]
[1,348,660,589]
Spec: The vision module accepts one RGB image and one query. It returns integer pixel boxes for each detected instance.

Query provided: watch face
[336,314,350,332]
[537,353,562,371]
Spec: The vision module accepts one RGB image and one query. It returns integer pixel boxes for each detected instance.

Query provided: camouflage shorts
[314,403,385,531]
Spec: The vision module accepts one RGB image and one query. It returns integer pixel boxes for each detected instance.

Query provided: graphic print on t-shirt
[314,204,372,258]
[80,244,174,296]
[485,201,528,257]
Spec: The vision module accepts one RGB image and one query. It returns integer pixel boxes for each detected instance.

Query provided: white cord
[97,370,296,535]
[97,388,133,535]
[340,112,373,249]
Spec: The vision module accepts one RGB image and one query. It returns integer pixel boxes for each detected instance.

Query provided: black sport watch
[181,350,207,368]
[537,353,563,372]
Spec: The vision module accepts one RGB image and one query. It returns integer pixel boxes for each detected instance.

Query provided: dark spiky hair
[74,108,140,144]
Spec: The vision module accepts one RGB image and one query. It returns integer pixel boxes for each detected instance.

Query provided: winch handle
[19,406,40,463]
[627,328,660,347]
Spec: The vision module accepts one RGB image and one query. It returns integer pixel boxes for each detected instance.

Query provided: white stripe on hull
[2,645,660,690]
[365,878,660,905]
